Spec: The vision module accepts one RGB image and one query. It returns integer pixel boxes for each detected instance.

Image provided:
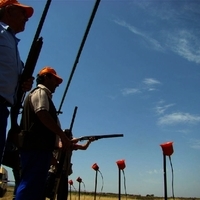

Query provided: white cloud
[121,78,161,96]
[166,30,200,64]
[121,88,140,96]
[113,19,164,52]
[148,88,156,91]
[143,78,161,92]
[143,78,161,86]
[114,9,200,64]
[158,112,200,125]
[155,104,175,115]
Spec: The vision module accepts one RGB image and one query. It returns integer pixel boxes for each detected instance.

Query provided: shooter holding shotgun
[1,0,52,199]
[55,133,123,200]
[15,67,71,200]
[47,130,96,200]
[46,106,123,200]
[46,106,96,200]
[0,0,34,167]
[0,1,34,199]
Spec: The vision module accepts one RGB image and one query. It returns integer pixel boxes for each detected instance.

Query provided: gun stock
[79,134,124,141]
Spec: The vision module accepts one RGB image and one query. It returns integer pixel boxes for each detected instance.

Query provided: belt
[0,95,12,107]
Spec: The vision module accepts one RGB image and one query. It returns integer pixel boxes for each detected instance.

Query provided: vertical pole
[69,185,71,200]
[118,168,121,200]
[78,182,81,200]
[163,154,167,200]
[94,170,98,200]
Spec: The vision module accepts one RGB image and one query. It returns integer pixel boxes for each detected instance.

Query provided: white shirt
[29,84,52,113]
[30,84,61,146]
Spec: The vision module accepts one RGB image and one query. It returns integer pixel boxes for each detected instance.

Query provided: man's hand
[60,132,72,150]
[21,77,34,92]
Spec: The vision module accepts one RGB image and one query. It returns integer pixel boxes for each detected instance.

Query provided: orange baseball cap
[0,0,34,18]
[38,67,63,84]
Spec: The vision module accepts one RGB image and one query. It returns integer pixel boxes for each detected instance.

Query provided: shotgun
[78,134,124,141]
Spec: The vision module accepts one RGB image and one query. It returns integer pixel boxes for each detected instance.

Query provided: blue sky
[3,0,200,198]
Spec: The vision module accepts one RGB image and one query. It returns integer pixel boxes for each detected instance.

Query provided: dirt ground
[1,186,200,200]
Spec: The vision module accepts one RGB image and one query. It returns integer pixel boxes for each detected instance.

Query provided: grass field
[1,186,199,200]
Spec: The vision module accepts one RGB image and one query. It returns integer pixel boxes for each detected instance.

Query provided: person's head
[0,0,33,34]
[36,66,63,93]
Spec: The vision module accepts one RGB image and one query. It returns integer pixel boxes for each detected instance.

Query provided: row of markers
[68,141,174,200]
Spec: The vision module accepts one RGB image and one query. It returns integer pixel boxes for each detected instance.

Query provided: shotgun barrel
[78,134,124,141]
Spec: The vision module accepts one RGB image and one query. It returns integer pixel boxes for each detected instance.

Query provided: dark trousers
[15,150,52,200]
[57,172,69,200]
[12,168,21,200]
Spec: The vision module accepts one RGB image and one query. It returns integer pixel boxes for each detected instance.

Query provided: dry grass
[1,186,200,200]
[0,187,121,200]
[0,187,123,200]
